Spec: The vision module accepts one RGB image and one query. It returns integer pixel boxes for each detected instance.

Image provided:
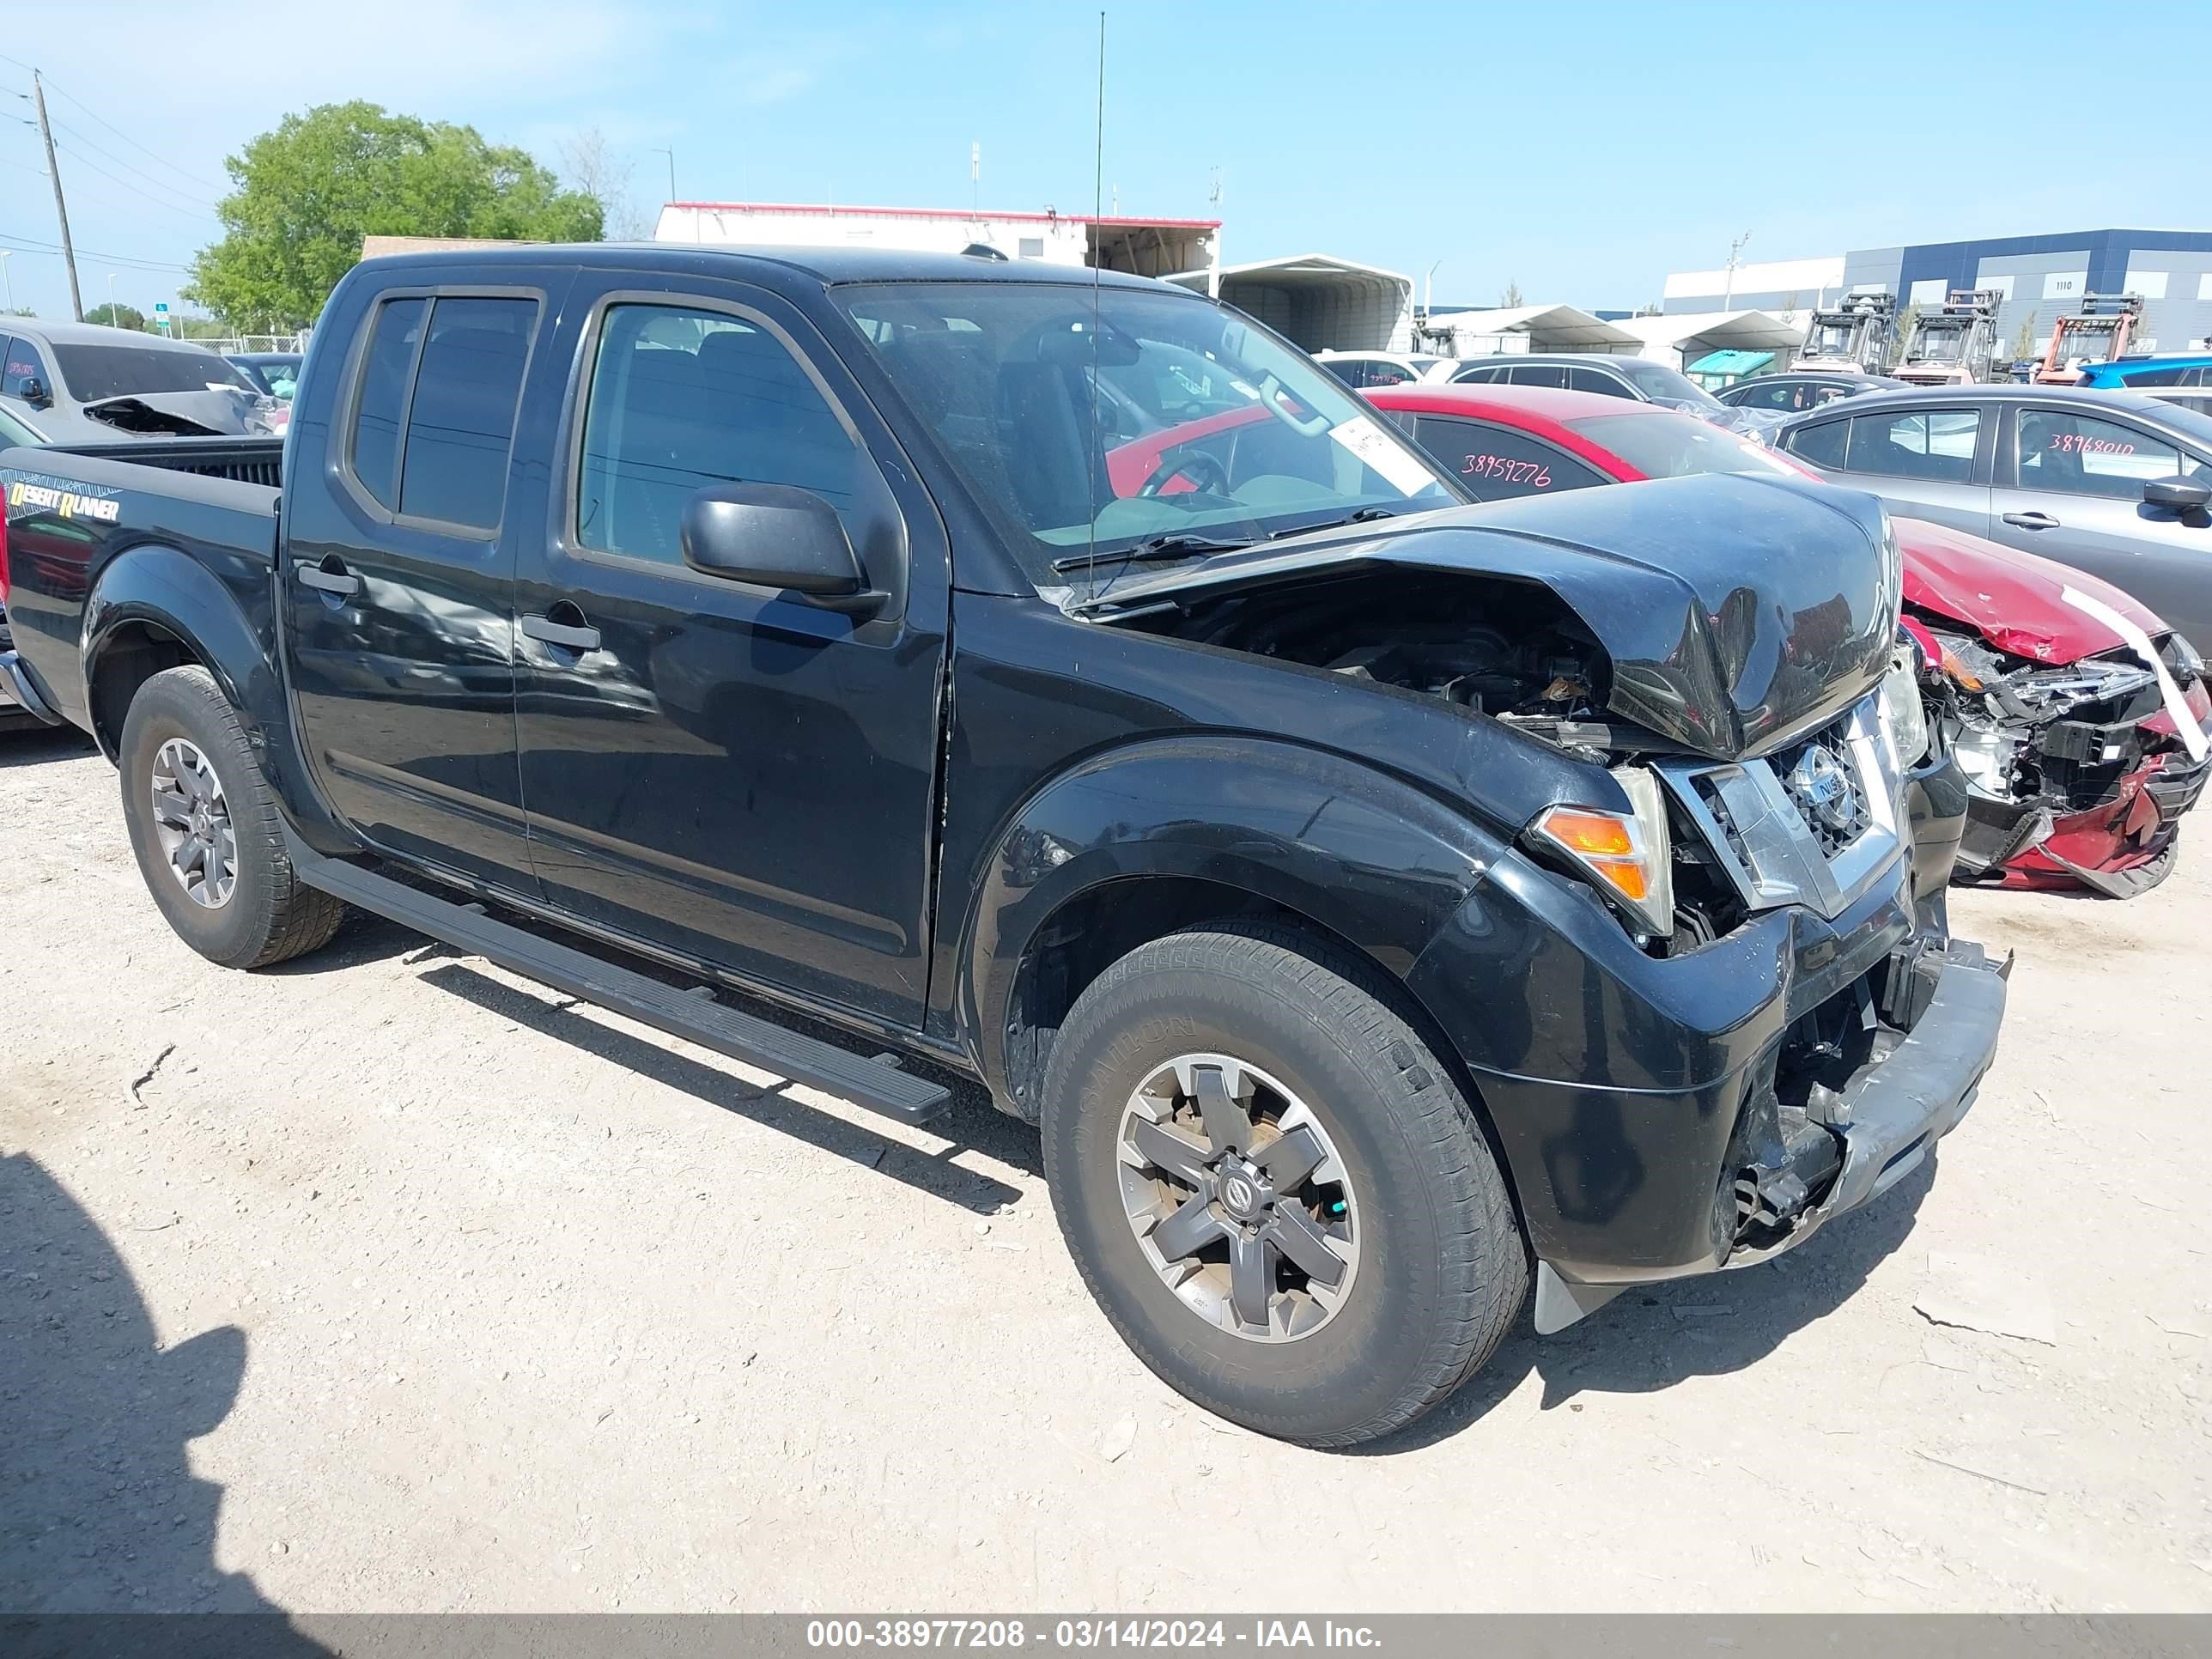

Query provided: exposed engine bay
[1914,617,2211,897]
[1118,568,1638,761]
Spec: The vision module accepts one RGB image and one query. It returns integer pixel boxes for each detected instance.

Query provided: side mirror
[2144,475,2212,513]
[19,376,51,408]
[680,483,884,615]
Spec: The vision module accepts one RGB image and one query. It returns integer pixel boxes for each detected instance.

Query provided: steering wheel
[1255,372,1333,438]
[1136,447,1232,499]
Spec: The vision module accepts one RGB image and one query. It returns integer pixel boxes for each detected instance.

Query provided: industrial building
[1664,229,2212,357]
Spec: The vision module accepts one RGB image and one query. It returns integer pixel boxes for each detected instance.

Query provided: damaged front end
[1917,622,2212,896]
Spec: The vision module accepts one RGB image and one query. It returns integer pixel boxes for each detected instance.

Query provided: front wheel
[118,665,346,969]
[1040,924,1527,1448]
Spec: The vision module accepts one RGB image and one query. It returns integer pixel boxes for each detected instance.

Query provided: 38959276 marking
[1462,454,1551,487]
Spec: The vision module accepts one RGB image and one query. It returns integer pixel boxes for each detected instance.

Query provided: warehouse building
[1663,229,2212,356]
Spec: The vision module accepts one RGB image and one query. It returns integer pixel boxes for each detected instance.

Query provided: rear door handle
[295,556,361,596]
[2002,511,2060,530]
[520,608,601,653]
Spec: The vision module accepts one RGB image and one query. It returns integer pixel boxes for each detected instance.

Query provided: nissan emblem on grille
[1782,737,1869,855]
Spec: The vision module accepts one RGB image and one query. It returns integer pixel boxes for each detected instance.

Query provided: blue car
[2076,354,2212,416]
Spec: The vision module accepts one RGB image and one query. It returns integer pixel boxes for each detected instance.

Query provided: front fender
[959,735,1510,1100]
[82,544,350,850]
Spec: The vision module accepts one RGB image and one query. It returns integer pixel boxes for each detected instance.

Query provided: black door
[512,279,951,1028]
[283,283,563,891]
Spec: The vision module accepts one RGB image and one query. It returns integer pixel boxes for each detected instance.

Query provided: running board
[289,843,951,1125]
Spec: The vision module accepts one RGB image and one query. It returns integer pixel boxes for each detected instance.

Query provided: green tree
[1499,279,1524,307]
[2012,313,2040,366]
[187,101,602,329]
[1891,302,1921,366]
[84,302,148,331]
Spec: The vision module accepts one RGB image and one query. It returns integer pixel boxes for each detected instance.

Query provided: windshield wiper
[1050,532,1255,574]
[1271,506,1398,538]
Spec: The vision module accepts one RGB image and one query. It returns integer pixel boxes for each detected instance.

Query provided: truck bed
[0,439,286,733]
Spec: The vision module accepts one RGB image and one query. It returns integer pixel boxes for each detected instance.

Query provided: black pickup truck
[0,246,2006,1446]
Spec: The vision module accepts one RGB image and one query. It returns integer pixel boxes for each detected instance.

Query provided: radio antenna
[1083,9,1105,599]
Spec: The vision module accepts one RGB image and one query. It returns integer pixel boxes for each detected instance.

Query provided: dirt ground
[3,724,2209,1615]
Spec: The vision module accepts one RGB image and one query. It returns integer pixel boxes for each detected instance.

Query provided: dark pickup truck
[0,245,2007,1446]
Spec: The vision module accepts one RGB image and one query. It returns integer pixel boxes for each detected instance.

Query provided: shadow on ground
[0,727,96,770]
[420,961,1040,1206]
[1361,1156,1938,1454]
[0,1153,328,1645]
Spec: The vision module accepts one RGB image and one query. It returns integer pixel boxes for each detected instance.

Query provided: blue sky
[4,0,2209,324]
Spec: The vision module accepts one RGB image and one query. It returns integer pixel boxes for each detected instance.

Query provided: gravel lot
[4,724,2209,1614]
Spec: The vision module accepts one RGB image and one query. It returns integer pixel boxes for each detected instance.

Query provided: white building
[654,199,1220,286]
[1662,254,1849,317]
[1608,309,1805,372]
[1419,304,1640,358]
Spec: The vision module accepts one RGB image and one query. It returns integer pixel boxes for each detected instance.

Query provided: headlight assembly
[1530,766,1675,941]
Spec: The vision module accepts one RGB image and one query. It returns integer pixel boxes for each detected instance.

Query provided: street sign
[154,301,170,333]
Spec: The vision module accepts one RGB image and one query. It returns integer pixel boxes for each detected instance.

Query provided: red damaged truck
[1358,383,2212,896]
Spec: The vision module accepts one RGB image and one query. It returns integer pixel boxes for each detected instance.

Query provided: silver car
[1447,352,1786,439]
[1,319,276,441]
[1775,385,2212,647]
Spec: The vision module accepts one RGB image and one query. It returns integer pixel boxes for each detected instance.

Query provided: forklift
[1893,289,2004,386]
[1793,289,1896,374]
[2033,293,2146,384]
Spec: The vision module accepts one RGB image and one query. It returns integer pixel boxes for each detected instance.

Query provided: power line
[51,137,221,227]
[53,117,222,210]
[0,232,193,275]
[0,49,227,195]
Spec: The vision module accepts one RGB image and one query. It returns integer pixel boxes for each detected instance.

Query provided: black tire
[1040,922,1527,1448]
[118,665,345,969]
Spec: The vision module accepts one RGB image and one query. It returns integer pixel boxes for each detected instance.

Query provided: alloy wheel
[149,737,238,908]
[1115,1053,1360,1342]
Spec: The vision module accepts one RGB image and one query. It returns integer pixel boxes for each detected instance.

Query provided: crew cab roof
[356,240,1187,295]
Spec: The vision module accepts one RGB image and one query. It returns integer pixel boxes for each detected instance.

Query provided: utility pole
[0,251,14,313]
[1722,229,1752,312]
[33,72,85,322]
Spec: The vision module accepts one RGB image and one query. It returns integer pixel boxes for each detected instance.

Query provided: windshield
[52,342,254,402]
[1618,359,1723,410]
[836,283,1455,586]
[1804,321,1856,358]
[1565,411,1796,481]
[1913,327,1966,363]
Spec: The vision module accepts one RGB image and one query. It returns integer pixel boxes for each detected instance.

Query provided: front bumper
[1533,939,2008,1334]
[1961,745,2209,898]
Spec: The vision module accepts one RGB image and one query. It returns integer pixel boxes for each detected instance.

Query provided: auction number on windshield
[1462,453,1552,487]
[2049,434,2135,454]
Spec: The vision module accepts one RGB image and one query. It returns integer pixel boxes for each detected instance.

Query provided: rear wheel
[118,666,345,969]
[1040,924,1526,1447]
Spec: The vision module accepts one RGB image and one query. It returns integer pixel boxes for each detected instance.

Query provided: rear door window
[1845,408,1980,483]
[1449,362,1504,384]
[1567,365,1635,398]
[1509,363,1569,388]
[349,299,428,510]
[1783,418,1850,469]
[396,298,538,529]
[345,295,539,529]
[1412,416,1607,501]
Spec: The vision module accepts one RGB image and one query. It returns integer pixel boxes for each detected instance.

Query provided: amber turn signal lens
[1538,810,1634,859]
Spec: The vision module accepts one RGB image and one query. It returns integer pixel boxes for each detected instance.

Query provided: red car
[1366,382,2212,896]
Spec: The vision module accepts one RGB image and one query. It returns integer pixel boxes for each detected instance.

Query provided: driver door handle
[521,604,601,653]
[295,556,361,596]
[2002,511,2060,530]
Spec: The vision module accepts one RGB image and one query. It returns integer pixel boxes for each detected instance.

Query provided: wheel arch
[957,738,1521,1182]
[82,544,269,760]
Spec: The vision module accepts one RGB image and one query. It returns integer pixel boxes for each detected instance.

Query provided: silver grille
[1656,692,1906,923]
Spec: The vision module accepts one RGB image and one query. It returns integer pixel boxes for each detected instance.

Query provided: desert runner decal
[5,477,123,524]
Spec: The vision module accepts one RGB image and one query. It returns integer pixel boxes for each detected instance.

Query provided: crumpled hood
[1082,472,1901,762]
[1897,516,2165,664]
[81,389,270,438]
